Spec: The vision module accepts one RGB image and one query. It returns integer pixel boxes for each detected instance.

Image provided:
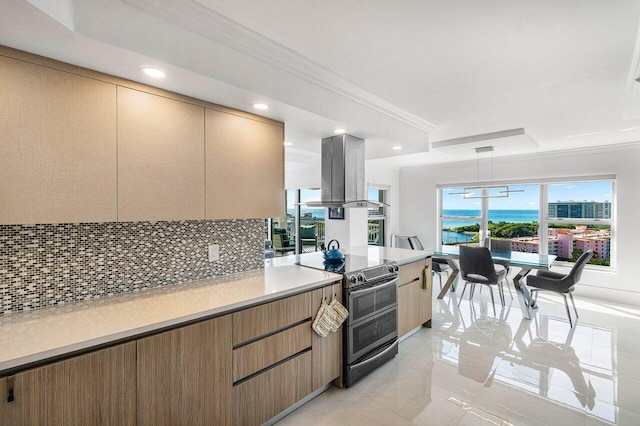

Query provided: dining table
[431,245,557,319]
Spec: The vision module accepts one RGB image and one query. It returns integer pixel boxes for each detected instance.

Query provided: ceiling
[3,0,640,170]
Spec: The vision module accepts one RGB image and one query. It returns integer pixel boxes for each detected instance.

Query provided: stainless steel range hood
[305,134,386,209]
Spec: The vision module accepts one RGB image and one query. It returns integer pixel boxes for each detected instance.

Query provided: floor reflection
[278,289,639,425]
[435,295,614,423]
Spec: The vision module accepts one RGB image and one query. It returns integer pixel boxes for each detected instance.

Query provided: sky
[286,181,613,211]
[443,181,612,210]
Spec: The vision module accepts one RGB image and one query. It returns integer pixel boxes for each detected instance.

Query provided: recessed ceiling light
[283,141,293,146]
[253,103,269,110]
[140,66,166,79]
[334,128,346,134]
[392,146,402,150]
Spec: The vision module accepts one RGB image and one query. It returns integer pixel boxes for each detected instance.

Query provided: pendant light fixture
[449,146,524,199]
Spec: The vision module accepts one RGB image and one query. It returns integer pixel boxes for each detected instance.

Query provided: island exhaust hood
[305,134,386,209]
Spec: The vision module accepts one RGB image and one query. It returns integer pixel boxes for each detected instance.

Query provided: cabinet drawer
[233,351,312,426]
[398,260,425,286]
[232,292,312,345]
[233,322,311,382]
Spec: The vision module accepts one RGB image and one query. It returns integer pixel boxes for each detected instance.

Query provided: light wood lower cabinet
[233,322,311,382]
[232,291,312,345]
[311,282,343,390]
[0,342,136,426]
[233,351,312,425]
[398,258,433,338]
[137,315,233,426]
[1,284,343,425]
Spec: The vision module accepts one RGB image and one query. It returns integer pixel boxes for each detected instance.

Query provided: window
[438,177,615,268]
[299,189,324,252]
[440,188,482,245]
[266,189,325,257]
[546,181,613,266]
[368,186,388,246]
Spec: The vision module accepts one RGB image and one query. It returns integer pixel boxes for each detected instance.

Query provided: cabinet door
[205,108,284,219]
[0,342,136,426]
[311,282,343,390]
[398,281,417,338]
[117,87,205,221]
[233,351,312,426]
[0,56,117,224]
[137,315,232,426]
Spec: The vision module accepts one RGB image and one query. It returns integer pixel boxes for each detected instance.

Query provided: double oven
[297,253,399,387]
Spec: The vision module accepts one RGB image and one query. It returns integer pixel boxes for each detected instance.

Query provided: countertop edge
[395,251,433,266]
[0,273,341,376]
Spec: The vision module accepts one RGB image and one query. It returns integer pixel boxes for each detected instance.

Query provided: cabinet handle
[6,376,15,403]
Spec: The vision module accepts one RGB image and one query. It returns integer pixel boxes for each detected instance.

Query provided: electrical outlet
[208,244,219,262]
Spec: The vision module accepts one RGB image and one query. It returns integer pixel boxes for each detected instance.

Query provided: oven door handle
[352,339,398,369]
[349,277,398,296]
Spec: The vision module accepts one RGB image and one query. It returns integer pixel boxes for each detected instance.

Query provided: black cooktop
[296,252,390,274]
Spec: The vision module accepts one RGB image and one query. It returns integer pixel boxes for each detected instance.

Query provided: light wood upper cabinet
[137,315,233,426]
[117,87,205,221]
[1,47,285,224]
[205,108,284,219]
[0,342,136,426]
[0,56,117,224]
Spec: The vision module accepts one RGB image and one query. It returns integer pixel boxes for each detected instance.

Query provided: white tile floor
[277,287,640,425]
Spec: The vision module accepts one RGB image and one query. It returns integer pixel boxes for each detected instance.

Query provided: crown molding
[414,140,640,172]
[123,0,436,133]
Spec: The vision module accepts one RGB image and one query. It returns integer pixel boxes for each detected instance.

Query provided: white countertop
[0,245,429,375]
[344,245,432,265]
[0,264,341,375]
[270,245,432,268]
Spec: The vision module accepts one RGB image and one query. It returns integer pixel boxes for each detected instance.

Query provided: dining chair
[391,234,412,249]
[526,249,593,327]
[458,245,508,315]
[485,238,514,299]
[406,235,451,290]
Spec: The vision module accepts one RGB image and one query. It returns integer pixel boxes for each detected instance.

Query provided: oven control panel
[344,262,399,288]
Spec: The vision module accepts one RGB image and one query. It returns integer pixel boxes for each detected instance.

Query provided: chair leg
[458,283,469,307]
[489,286,496,316]
[505,278,514,299]
[529,289,538,310]
[498,283,505,306]
[563,294,574,328]
[568,292,579,319]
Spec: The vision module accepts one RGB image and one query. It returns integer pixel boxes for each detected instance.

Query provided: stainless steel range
[297,253,399,387]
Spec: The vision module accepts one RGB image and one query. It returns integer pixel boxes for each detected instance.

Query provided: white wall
[399,143,640,306]
[285,162,401,247]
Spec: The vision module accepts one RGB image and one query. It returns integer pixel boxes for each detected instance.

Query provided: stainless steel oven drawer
[347,277,398,326]
[345,306,397,364]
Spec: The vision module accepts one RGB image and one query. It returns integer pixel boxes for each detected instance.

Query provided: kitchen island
[0,245,433,425]
[0,262,343,426]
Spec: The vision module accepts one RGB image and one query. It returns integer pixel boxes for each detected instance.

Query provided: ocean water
[442,209,539,244]
[288,208,325,220]
[443,209,539,228]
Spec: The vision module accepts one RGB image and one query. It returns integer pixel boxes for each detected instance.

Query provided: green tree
[571,248,583,261]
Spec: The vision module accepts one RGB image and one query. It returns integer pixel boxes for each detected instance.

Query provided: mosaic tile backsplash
[0,220,264,314]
